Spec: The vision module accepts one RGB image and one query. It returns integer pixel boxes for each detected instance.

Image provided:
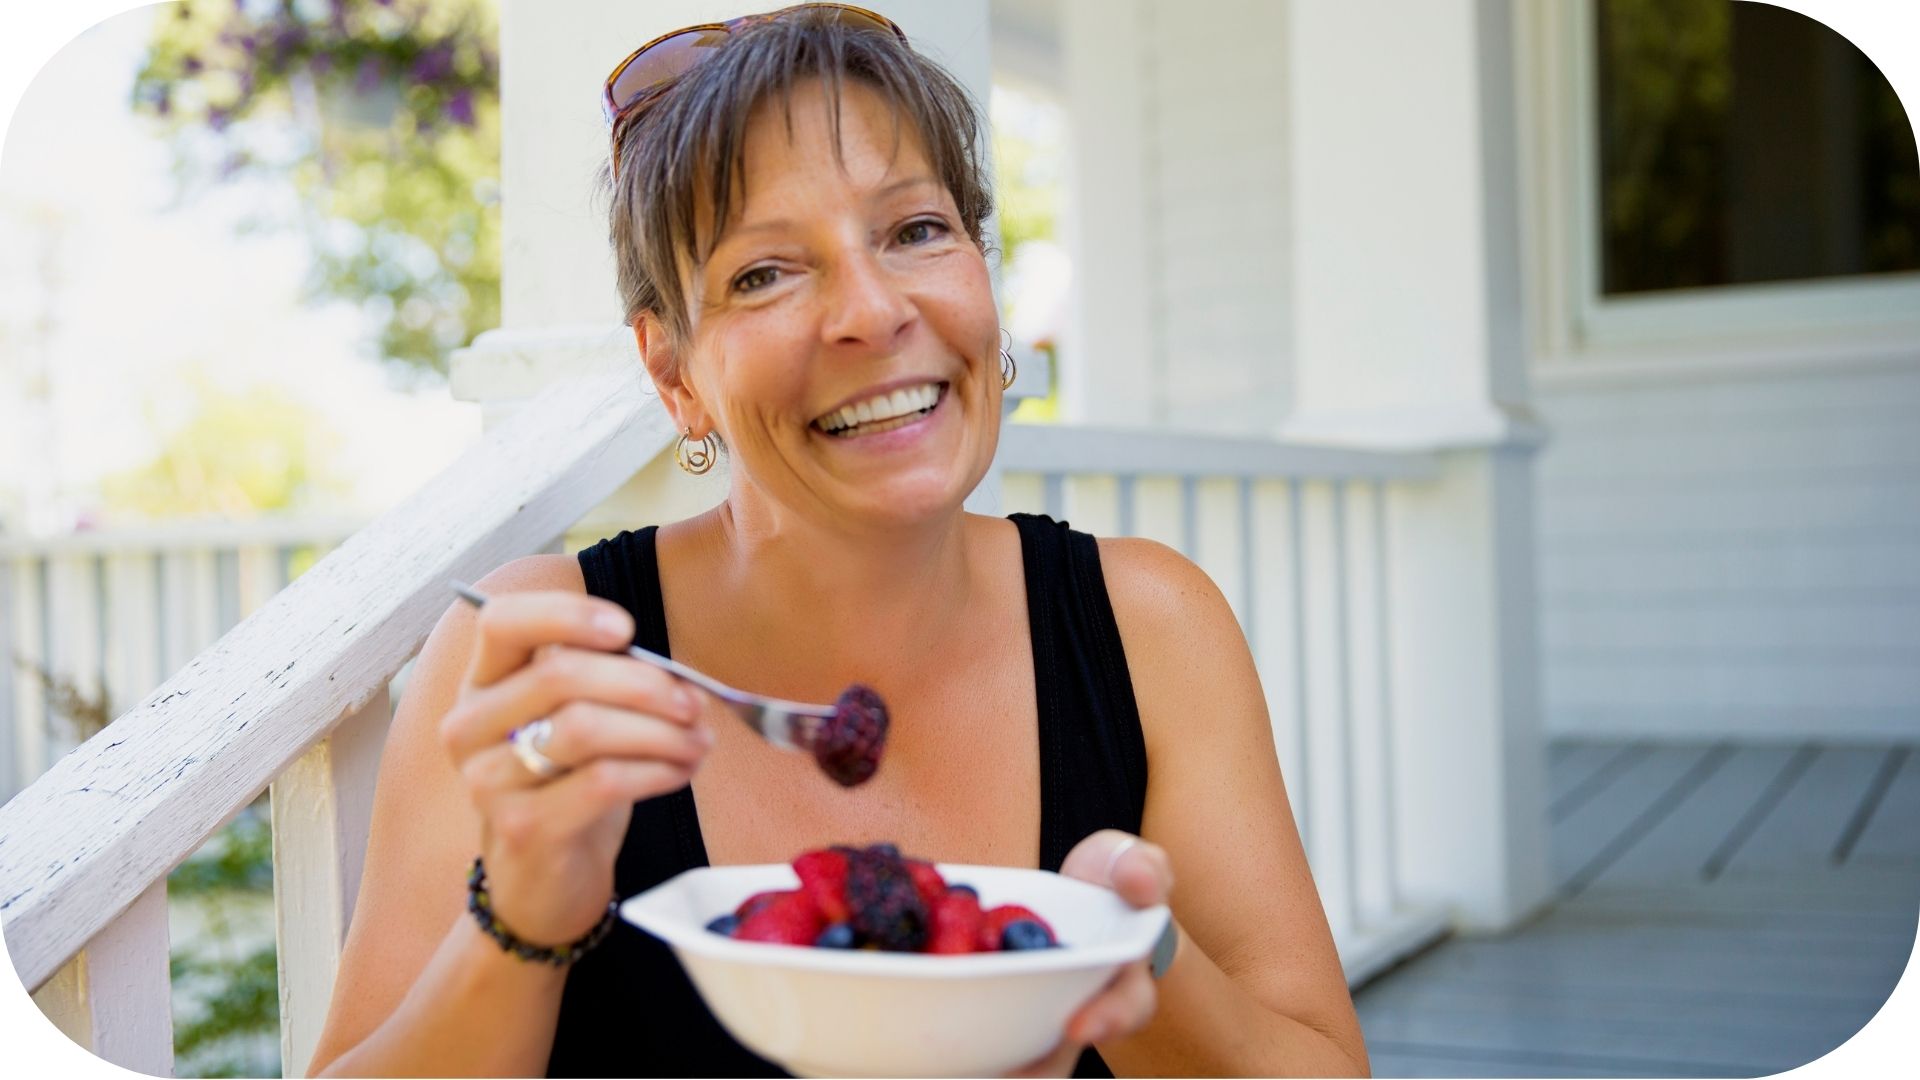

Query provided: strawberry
[793,849,852,923]
[979,904,1054,952]
[735,889,787,921]
[906,859,948,908]
[736,891,824,946]
[927,890,985,954]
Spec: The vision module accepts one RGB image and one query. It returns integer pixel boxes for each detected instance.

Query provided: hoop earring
[999,329,1017,391]
[675,427,718,475]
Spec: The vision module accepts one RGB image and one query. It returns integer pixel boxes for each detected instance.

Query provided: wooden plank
[1553,746,1711,890]
[27,880,173,1076]
[1562,744,1732,894]
[1366,1042,1693,1078]
[1299,479,1352,934]
[1550,743,1651,822]
[995,421,1438,481]
[1727,747,1889,872]
[1590,745,1797,887]
[1548,742,1618,802]
[1848,747,1920,863]
[272,685,391,1078]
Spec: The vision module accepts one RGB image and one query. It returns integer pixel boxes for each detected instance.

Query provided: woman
[307,6,1365,1076]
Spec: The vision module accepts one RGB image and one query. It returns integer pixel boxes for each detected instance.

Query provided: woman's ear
[634,312,711,436]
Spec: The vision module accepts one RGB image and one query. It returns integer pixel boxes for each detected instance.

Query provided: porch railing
[0,373,1445,1076]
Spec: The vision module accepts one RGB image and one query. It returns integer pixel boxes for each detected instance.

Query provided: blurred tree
[132,0,500,387]
[96,363,353,520]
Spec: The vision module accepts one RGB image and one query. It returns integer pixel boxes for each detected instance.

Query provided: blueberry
[946,883,978,898]
[1000,919,1056,950]
[814,922,858,949]
[705,913,740,937]
[867,843,901,859]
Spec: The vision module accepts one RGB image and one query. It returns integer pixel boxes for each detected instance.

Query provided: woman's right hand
[439,589,715,947]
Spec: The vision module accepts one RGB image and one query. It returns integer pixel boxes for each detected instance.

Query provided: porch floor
[1353,740,1920,1077]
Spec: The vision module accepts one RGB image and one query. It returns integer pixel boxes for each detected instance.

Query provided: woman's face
[659,77,1001,532]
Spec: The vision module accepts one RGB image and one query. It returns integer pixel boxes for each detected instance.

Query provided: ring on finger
[508,717,566,780]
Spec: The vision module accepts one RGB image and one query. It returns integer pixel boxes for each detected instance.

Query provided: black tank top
[547,513,1148,1077]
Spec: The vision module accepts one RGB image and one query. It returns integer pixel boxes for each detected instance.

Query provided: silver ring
[1102,835,1139,887]
[509,718,564,780]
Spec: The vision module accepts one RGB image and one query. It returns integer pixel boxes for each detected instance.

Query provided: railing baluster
[1118,474,1137,536]
[1043,472,1066,520]
[271,684,393,1078]
[1373,480,1400,913]
[29,879,174,1075]
[1180,475,1199,558]
[1287,480,1312,859]
[0,555,18,796]
[1239,478,1257,656]
[1332,481,1360,935]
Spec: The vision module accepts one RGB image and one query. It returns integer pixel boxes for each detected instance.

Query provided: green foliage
[133,0,500,384]
[96,363,353,521]
[169,799,282,1078]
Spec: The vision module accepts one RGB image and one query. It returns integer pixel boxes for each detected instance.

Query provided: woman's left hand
[1005,830,1176,1078]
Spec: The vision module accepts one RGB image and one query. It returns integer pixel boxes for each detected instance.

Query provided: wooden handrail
[0,369,670,992]
[997,422,1438,480]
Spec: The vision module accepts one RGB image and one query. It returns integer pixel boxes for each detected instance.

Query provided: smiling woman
[301,6,1366,1079]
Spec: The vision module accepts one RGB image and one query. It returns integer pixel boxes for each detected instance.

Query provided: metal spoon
[448,580,831,753]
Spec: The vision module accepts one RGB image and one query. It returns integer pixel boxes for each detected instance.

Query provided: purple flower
[239,34,257,55]
[154,87,172,116]
[411,44,454,86]
[308,52,333,77]
[207,106,231,130]
[447,88,474,127]
[355,57,383,93]
[182,54,203,74]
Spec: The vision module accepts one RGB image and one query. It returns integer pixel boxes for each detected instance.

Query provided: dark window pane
[1596,0,1920,296]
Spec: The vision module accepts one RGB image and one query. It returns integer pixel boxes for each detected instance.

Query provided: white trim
[1518,0,1920,372]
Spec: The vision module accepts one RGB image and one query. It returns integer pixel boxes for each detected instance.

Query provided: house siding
[1534,361,1920,740]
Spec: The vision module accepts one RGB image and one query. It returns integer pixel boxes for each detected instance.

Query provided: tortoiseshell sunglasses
[602,3,908,181]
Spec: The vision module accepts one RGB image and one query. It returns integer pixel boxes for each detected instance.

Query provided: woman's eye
[732,266,779,293]
[897,219,948,245]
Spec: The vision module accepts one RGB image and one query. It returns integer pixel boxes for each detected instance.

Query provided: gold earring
[675,427,718,475]
[999,329,1017,390]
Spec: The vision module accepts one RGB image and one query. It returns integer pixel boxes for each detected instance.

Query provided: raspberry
[906,859,947,908]
[844,845,928,951]
[927,890,985,954]
[735,889,785,921]
[793,849,852,923]
[979,904,1054,952]
[815,684,888,787]
[736,891,823,946]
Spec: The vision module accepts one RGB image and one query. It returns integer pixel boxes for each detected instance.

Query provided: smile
[813,381,948,437]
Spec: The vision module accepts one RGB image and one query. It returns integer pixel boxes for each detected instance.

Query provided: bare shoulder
[1095,535,1240,644]
[476,552,585,595]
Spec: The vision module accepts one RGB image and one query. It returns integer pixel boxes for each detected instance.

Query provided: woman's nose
[820,249,914,350]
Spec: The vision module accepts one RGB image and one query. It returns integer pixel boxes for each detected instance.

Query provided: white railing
[996,425,1449,981]
[1,379,1449,1075]
[0,518,369,804]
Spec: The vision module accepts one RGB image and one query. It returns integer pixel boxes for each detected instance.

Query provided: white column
[1282,0,1550,930]
[467,0,997,541]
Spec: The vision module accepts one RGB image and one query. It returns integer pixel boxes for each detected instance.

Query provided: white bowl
[620,862,1171,1078]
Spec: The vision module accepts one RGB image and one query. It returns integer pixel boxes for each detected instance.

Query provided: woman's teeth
[818,382,943,437]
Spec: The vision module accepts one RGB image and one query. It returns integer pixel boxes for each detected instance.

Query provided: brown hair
[602,11,996,372]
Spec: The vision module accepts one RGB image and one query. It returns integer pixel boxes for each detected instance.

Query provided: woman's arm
[1091,537,1370,1078]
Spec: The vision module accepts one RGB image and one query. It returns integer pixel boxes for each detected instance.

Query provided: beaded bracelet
[466,856,618,966]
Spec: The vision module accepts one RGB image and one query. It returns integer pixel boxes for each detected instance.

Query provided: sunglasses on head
[602,3,908,181]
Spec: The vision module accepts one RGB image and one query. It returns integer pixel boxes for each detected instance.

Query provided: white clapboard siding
[1536,363,1920,739]
[271,684,391,1079]
[0,369,670,1009]
[28,880,172,1076]
[8,555,48,792]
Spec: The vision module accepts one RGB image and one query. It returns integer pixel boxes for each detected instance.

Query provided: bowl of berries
[619,843,1171,1078]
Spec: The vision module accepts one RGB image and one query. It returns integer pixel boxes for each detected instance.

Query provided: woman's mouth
[812,381,948,439]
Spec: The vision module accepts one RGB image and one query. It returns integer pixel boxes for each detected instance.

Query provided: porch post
[459,0,997,540]
[1281,0,1552,930]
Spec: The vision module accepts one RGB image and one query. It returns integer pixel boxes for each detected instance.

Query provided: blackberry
[844,846,928,952]
[814,922,857,949]
[815,684,889,787]
[705,913,740,937]
[1000,920,1056,950]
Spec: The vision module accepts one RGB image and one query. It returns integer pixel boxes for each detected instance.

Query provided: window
[1594,0,1920,297]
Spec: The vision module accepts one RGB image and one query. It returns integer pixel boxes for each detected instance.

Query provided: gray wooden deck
[1353,741,1920,1077]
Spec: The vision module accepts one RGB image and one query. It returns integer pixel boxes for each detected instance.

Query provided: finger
[493,757,698,844]
[461,706,715,796]
[1066,961,1157,1046]
[443,645,699,760]
[461,589,635,688]
[1060,830,1175,907]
